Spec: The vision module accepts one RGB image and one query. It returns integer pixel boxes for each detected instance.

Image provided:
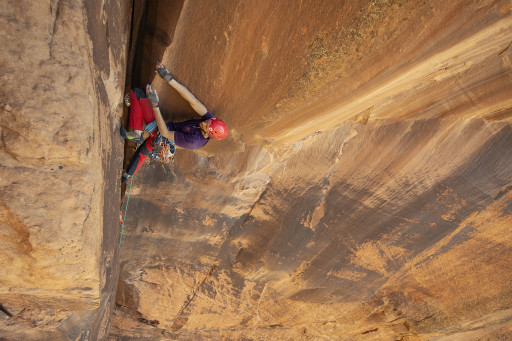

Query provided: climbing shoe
[124,92,131,107]
[120,127,144,145]
[121,170,131,184]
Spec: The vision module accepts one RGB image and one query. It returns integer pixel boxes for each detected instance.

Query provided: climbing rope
[119,175,134,248]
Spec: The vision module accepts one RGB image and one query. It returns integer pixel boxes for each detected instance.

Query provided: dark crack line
[48,0,61,59]
[361,327,378,334]
[174,319,339,334]
[235,183,270,232]
[175,265,218,318]
[415,313,435,323]
[0,304,12,317]
[498,40,511,56]
[494,184,512,202]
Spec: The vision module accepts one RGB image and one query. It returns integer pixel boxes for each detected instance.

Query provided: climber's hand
[156,61,173,82]
[146,84,159,108]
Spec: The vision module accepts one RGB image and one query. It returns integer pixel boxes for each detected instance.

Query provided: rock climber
[121,61,228,183]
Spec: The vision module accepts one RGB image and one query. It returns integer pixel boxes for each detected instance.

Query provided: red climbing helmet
[208,117,228,140]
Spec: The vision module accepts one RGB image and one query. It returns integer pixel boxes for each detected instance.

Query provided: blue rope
[119,175,133,248]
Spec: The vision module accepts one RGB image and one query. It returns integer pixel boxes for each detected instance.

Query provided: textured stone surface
[110,0,512,340]
[1,0,511,340]
[0,0,129,339]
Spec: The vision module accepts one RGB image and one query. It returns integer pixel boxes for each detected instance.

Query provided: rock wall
[110,0,512,340]
[0,0,511,340]
[0,0,130,339]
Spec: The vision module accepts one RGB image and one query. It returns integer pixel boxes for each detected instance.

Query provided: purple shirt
[166,112,214,149]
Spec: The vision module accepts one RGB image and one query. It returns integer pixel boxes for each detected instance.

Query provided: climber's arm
[169,78,208,116]
[156,61,208,116]
[152,107,175,141]
[145,84,175,141]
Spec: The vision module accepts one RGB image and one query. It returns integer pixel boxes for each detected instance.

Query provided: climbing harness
[144,120,175,163]
[149,133,175,163]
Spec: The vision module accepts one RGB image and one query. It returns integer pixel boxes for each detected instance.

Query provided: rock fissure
[497,40,511,55]
[0,304,12,318]
[2,0,512,339]
[175,265,219,319]
[48,0,61,59]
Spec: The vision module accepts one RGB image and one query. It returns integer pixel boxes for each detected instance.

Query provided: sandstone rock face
[110,0,512,340]
[1,0,511,340]
[0,0,129,339]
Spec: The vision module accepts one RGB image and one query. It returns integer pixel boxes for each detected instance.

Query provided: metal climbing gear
[149,133,175,163]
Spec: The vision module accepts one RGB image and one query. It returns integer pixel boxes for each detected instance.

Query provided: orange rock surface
[0,0,129,339]
[1,0,511,340]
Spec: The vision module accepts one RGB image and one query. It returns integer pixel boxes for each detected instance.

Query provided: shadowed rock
[1,0,511,340]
